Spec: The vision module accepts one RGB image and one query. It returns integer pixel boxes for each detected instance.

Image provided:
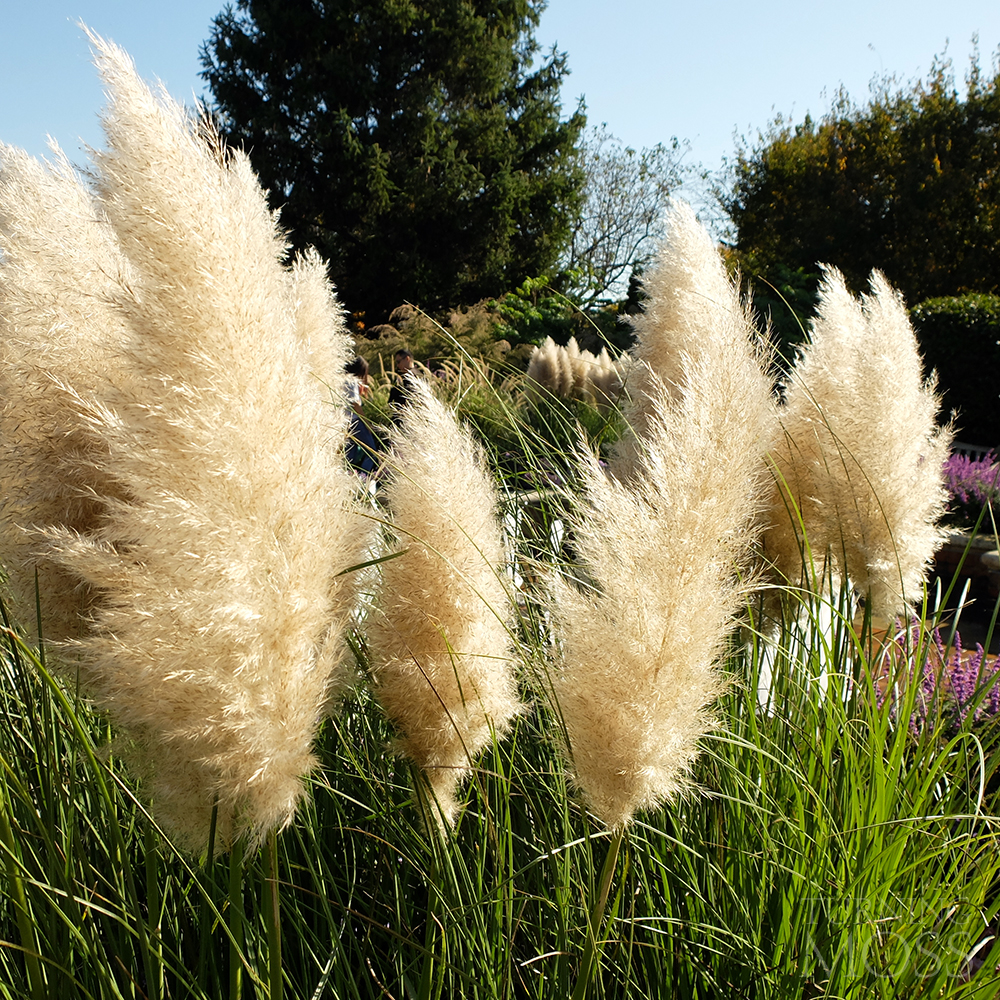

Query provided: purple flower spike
[943,451,1000,528]
[875,617,1000,737]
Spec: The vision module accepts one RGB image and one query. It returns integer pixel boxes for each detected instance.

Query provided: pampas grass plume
[526,335,574,402]
[589,347,622,411]
[763,268,951,616]
[550,203,774,828]
[368,381,523,827]
[526,336,621,410]
[611,200,762,480]
[0,144,131,641]
[0,35,366,850]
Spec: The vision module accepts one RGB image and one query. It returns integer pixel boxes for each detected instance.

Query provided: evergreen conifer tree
[202,0,585,321]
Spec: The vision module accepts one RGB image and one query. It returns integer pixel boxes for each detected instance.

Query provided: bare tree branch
[561,125,689,306]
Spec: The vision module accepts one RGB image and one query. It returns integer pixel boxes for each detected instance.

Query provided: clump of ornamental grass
[548,203,775,828]
[367,380,524,827]
[526,335,622,413]
[763,267,951,619]
[525,336,573,401]
[0,35,366,851]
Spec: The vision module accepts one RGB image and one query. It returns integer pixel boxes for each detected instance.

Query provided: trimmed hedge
[910,294,1000,449]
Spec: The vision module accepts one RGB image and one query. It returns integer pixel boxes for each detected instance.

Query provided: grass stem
[0,768,45,1000]
[570,824,625,1000]
[264,827,283,1000]
[197,801,219,993]
[144,817,162,1000]
[229,834,245,1000]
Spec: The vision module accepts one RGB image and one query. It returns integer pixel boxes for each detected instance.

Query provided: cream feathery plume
[283,246,364,704]
[368,381,523,827]
[589,347,622,412]
[569,339,604,404]
[526,336,615,406]
[525,336,561,404]
[16,34,365,850]
[763,268,951,617]
[0,143,132,642]
[550,220,775,829]
[555,336,577,398]
[564,336,586,396]
[611,200,767,481]
[287,247,354,395]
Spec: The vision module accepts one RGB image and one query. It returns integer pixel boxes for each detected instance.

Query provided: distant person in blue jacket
[344,356,379,476]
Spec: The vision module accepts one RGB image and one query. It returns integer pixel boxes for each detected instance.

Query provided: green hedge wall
[910,294,1000,449]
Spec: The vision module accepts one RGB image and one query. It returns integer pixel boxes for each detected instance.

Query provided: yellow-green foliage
[353,299,512,374]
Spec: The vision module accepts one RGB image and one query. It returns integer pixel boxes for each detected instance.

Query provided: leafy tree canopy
[722,49,1000,342]
[201,0,585,322]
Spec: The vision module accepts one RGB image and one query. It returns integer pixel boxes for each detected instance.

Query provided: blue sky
[3,0,1000,181]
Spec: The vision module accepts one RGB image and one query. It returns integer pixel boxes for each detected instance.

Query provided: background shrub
[910,294,1000,449]
[352,300,513,375]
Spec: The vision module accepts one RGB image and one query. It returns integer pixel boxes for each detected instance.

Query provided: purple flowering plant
[875,622,1000,738]
[942,452,1000,532]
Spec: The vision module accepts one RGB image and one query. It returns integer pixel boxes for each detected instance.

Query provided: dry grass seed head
[763,267,950,616]
[0,143,133,641]
[368,382,522,826]
[612,199,771,480]
[551,205,775,828]
[17,34,367,850]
